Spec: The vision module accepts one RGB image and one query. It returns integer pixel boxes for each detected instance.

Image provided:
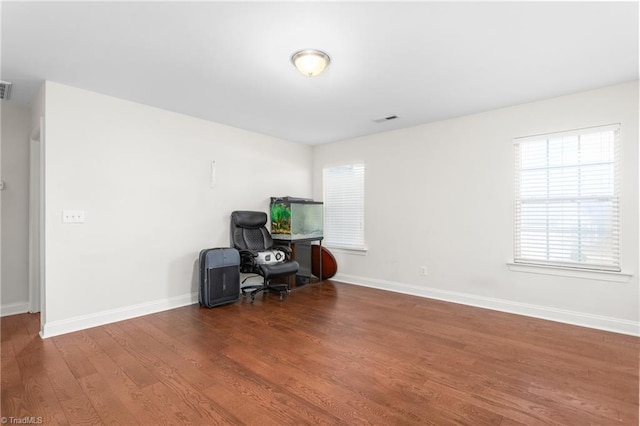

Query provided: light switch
[62,210,85,224]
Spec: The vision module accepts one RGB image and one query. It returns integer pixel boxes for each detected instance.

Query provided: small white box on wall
[62,210,85,223]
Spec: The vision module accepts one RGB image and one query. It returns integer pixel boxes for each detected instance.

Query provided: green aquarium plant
[270,202,291,234]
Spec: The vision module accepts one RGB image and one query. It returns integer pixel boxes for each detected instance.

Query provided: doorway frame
[28,116,45,332]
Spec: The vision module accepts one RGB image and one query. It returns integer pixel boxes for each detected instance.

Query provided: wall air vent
[373,115,398,123]
[0,81,12,100]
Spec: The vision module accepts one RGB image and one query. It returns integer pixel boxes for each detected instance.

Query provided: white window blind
[323,163,365,250]
[514,124,620,271]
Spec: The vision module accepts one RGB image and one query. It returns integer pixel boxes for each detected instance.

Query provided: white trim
[0,302,31,317]
[333,273,640,337]
[38,114,46,334]
[29,120,43,315]
[40,292,198,339]
[325,246,368,255]
[513,123,621,144]
[507,262,632,282]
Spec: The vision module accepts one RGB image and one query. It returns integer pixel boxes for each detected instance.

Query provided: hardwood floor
[1,281,638,425]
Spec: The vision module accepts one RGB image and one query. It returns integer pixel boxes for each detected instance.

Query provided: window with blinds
[514,124,620,271]
[323,163,365,250]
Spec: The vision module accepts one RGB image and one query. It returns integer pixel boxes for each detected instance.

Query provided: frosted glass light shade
[291,49,330,77]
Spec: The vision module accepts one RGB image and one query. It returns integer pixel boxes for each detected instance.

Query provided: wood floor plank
[1,334,21,389]
[116,320,222,392]
[144,314,369,423]
[77,372,138,425]
[211,346,368,424]
[42,351,92,404]
[130,317,346,425]
[2,315,68,424]
[1,281,638,425]
[140,381,205,426]
[17,357,69,425]
[85,350,173,425]
[84,327,158,389]
[58,394,103,426]
[103,322,243,424]
[52,334,98,380]
[0,383,29,421]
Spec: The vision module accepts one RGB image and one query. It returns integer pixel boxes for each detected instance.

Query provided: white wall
[0,103,31,315]
[42,82,312,337]
[313,81,639,335]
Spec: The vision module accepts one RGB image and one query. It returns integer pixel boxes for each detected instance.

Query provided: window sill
[325,245,368,256]
[507,262,632,283]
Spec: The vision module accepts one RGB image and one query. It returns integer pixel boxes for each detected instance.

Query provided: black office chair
[230,211,299,303]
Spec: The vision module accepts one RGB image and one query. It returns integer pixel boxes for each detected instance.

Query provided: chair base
[241,282,290,303]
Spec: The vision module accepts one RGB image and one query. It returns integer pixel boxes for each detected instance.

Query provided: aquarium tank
[270,197,323,240]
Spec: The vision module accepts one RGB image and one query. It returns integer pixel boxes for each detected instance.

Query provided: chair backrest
[230,211,274,251]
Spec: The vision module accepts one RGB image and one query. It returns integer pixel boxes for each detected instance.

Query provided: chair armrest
[273,245,292,255]
[238,249,259,264]
[238,249,259,257]
[237,249,258,273]
[273,245,293,259]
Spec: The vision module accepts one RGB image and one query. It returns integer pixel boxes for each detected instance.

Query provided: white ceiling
[2,2,638,145]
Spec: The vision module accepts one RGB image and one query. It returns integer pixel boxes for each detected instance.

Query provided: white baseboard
[40,292,199,339]
[333,273,640,337]
[33,276,640,338]
[0,301,30,317]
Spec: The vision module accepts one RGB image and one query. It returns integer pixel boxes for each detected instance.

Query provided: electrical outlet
[420,266,428,276]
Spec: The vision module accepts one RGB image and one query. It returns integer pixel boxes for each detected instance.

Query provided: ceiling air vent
[373,115,398,123]
[0,81,12,100]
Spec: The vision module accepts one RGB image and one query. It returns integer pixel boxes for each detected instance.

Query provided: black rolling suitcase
[199,247,241,308]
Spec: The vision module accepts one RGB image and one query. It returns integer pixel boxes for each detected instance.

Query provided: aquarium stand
[271,237,323,286]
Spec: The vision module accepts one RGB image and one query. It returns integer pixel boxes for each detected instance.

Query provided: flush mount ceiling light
[291,49,330,77]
